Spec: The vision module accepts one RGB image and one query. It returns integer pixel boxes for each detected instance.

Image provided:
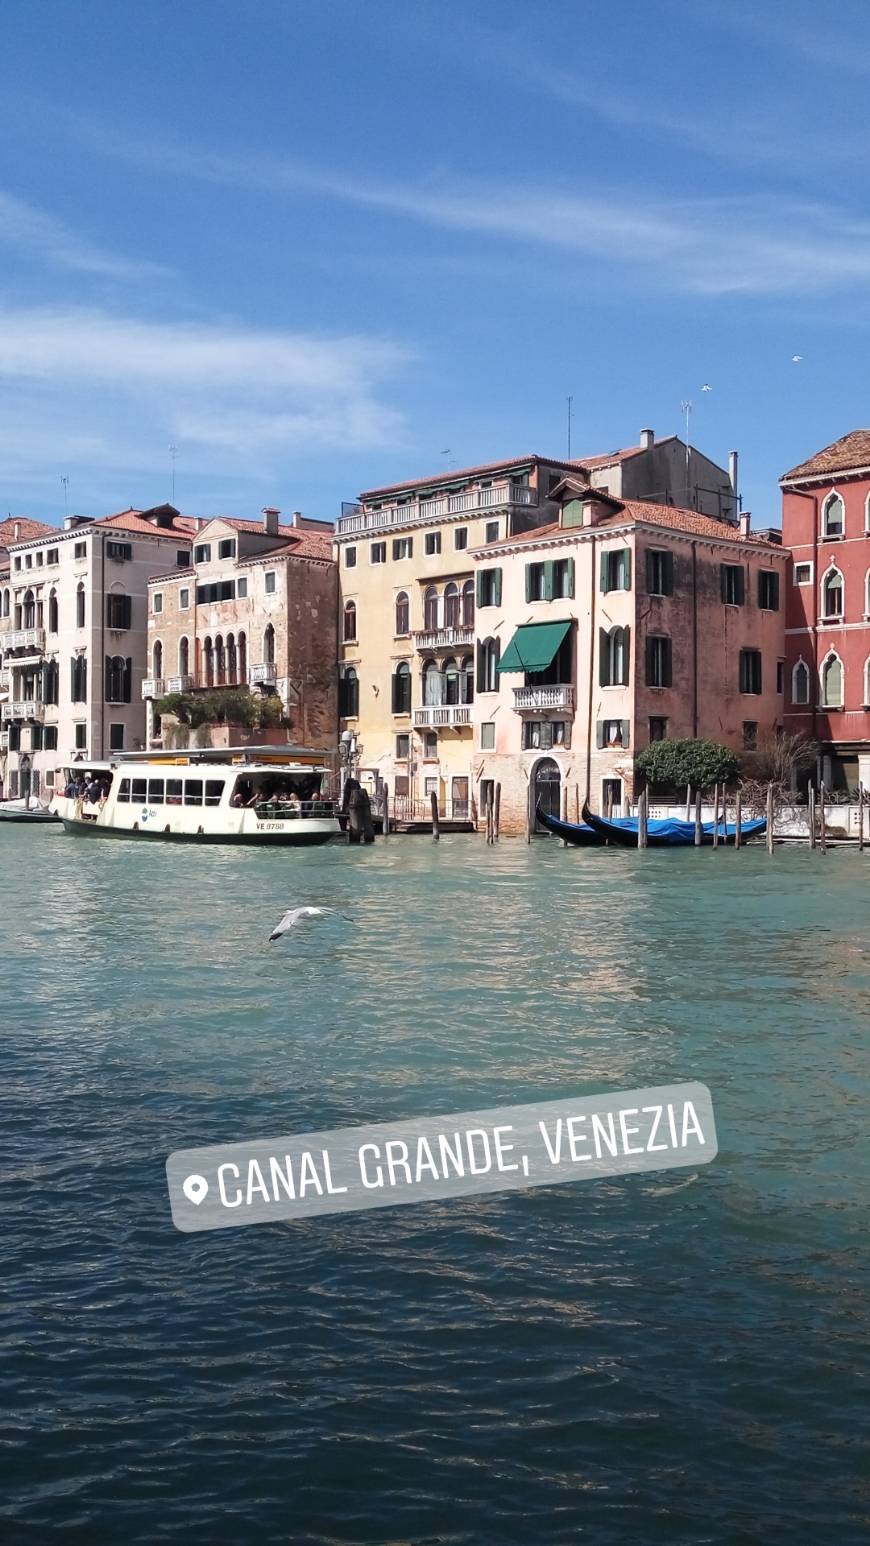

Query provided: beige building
[144,508,336,750]
[0,506,197,800]
[470,481,788,834]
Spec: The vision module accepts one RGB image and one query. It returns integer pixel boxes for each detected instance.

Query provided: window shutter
[493,638,500,678]
[596,720,605,748]
[391,671,399,713]
[104,655,111,698]
[543,560,555,601]
[70,657,76,699]
[623,549,632,590]
[563,723,572,750]
[525,565,533,603]
[737,567,746,606]
[771,571,779,610]
[476,571,484,606]
[646,550,655,593]
[566,557,575,598]
[663,638,672,688]
[645,635,654,686]
[599,627,609,686]
[622,625,631,684]
[494,568,502,607]
[540,721,553,750]
[600,550,609,593]
[476,642,484,693]
[720,564,728,602]
[664,551,674,595]
[124,658,132,702]
[621,719,630,747]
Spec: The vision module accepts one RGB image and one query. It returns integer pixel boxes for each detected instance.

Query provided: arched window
[443,656,459,705]
[340,666,359,718]
[821,652,844,707]
[238,631,247,683]
[792,660,810,706]
[203,637,214,687]
[822,566,844,619]
[864,657,870,705]
[105,655,129,702]
[152,640,163,679]
[343,601,357,641]
[461,654,474,704]
[423,658,442,706]
[822,492,845,537]
[462,579,475,628]
[395,591,409,635]
[179,636,190,678]
[76,582,85,629]
[1,588,8,618]
[478,637,500,693]
[392,660,411,714]
[444,583,460,628]
[23,589,35,628]
[48,588,58,633]
[424,586,439,631]
[226,633,237,684]
[214,635,225,686]
[599,625,630,686]
[264,623,275,666]
[70,653,87,702]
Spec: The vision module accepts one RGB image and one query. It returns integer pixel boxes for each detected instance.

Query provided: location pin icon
[183,1174,209,1206]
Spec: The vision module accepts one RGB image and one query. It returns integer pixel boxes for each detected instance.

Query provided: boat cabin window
[131,779,147,802]
[167,778,183,805]
[205,780,225,807]
[148,779,165,804]
[118,779,130,803]
[184,780,204,806]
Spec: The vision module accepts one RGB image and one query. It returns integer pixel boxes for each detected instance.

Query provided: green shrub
[635,737,740,792]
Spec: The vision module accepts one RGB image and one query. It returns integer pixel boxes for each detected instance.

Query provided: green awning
[496,620,571,674]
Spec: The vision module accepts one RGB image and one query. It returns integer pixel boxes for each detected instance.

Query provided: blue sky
[2,0,870,526]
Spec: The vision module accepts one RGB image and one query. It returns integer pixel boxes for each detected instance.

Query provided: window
[371,541,387,564]
[205,780,225,807]
[526,562,547,601]
[76,583,85,628]
[424,587,439,630]
[395,591,409,635]
[793,562,812,585]
[339,667,359,718]
[821,653,843,707]
[480,722,496,750]
[237,577,248,599]
[345,547,357,569]
[462,580,475,627]
[184,780,204,806]
[822,492,845,537]
[454,528,468,551]
[74,541,87,559]
[444,583,460,627]
[392,661,412,714]
[48,590,58,632]
[36,551,44,566]
[148,778,165,804]
[166,779,182,805]
[521,720,570,750]
[74,723,87,750]
[195,580,237,603]
[646,549,674,596]
[396,734,410,759]
[43,726,58,751]
[649,716,667,742]
[70,654,87,702]
[485,521,500,543]
[720,564,746,605]
[264,571,276,595]
[117,778,131,803]
[777,660,785,694]
[425,532,441,556]
[194,543,212,563]
[597,719,629,748]
[105,655,132,703]
[792,661,810,705]
[477,637,500,692]
[600,548,631,593]
[47,548,59,566]
[179,637,190,677]
[263,623,275,666]
[106,540,132,561]
[106,593,132,629]
[553,558,575,599]
[177,550,190,566]
[477,568,502,607]
[599,625,630,687]
[424,776,438,797]
[645,634,672,688]
[179,588,190,609]
[822,567,844,619]
[758,571,780,611]
[739,648,762,695]
[393,537,413,560]
[343,601,357,642]
[423,731,438,758]
[13,556,21,570]
[443,656,459,705]
[110,726,126,753]
[152,641,163,680]
[743,721,758,751]
[153,592,163,614]
[218,538,236,559]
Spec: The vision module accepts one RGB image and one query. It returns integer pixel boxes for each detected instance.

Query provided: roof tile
[781,430,870,481]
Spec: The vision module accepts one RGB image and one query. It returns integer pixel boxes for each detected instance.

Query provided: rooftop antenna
[60,475,69,519]
[566,395,573,459]
[440,447,455,471]
[680,399,693,506]
[169,443,178,505]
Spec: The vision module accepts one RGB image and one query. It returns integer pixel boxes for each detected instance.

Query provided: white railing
[250,663,277,686]
[412,625,474,651]
[0,730,7,749]
[0,667,8,690]
[165,674,194,692]
[513,684,576,712]
[337,481,537,536]
[413,705,472,728]
[141,678,165,699]
[2,700,45,722]
[0,627,46,651]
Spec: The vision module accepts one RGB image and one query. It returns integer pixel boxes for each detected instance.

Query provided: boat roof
[111,744,330,765]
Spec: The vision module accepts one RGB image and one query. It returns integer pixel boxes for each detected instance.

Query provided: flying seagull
[792,354,804,363]
[269,905,343,942]
[701,383,712,392]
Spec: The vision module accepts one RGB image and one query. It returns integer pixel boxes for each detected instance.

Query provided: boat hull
[59,816,338,846]
[535,806,603,846]
[581,803,766,848]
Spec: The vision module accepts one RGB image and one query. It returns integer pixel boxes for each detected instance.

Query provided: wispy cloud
[0,189,169,280]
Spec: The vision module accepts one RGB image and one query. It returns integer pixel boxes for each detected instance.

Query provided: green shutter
[543,560,555,601]
[622,549,632,591]
[566,557,575,598]
[599,627,609,686]
[476,642,485,693]
[525,564,533,603]
[600,550,609,593]
[622,624,631,684]
[476,570,484,606]
[494,568,502,607]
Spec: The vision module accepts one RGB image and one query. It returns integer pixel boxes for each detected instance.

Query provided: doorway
[451,776,469,818]
[533,757,561,832]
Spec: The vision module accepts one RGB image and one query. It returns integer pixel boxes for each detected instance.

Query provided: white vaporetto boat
[51,747,341,846]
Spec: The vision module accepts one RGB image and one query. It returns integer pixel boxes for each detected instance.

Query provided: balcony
[0,667,8,690]
[165,674,194,693]
[513,684,576,713]
[413,705,471,729]
[0,627,46,652]
[412,624,474,652]
[249,663,277,687]
[337,480,537,536]
[2,700,45,723]
[0,730,7,750]
[141,678,165,699]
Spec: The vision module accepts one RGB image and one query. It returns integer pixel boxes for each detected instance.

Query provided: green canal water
[2,828,868,1543]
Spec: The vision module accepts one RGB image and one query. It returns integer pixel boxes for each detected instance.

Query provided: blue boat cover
[603,815,767,845]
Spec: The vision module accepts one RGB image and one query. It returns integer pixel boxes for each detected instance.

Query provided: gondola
[581,801,766,849]
[535,805,603,846]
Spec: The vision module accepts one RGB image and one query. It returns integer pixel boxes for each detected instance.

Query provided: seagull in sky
[792,355,804,363]
[268,905,347,942]
[701,383,712,392]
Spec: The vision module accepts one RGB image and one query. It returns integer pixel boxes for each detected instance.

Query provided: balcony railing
[412,624,475,651]
[513,684,576,712]
[337,481,537,536]
[2,700,45,722]
[0,667,8,690]
[0,730,7,750]
[0,627,46,652]
[141,678,165,699]
[249,663,277,686]
[413,705,472,728]
[165,674,194,693]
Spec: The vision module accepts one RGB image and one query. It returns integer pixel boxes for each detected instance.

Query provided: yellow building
[335,455,578,815]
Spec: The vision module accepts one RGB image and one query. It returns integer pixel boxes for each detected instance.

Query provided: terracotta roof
[477,501,781,552]
[0,516,58,548]
[577,436,675,469]
[359,454,567,500]
[781,430,870,482]
[241,528,334,563]
[94,509,199,536]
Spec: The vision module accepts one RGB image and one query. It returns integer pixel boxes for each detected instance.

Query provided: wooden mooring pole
[808,784,816,849]
[574,783,580,823]
[431,790,440,842]
[734,789,742,850]
[766,783,774,855]
[638,786,648,849]
[560,783,569,847]
[694,789,703,846]
[819,782,827,854]
[383,789,390,838]
[859,784,865,853]
[494,783,501,842]
[712,783,720,849]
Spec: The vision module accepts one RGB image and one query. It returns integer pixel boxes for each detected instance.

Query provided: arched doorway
[532,757,561,833]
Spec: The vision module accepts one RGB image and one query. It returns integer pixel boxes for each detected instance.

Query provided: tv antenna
[169,443,178,504]
[680,400,693,506]
[60,475,70,519]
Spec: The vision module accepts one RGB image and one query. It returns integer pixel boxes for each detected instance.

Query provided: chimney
[292,511,302,528]
[13,521,20,541]
[262,505,280,537]
[640,428,654,450]
[64,515,94,531]
[729,450,739,500]
[739,512,752,537]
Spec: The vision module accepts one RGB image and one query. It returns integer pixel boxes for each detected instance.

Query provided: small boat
[535,805,603,846]
[581,802,766,849]
[0,799,59,824]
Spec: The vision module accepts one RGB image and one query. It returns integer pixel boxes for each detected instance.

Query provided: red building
[781,430,870,791]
